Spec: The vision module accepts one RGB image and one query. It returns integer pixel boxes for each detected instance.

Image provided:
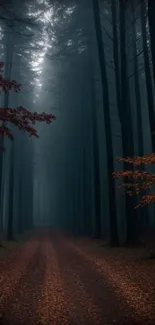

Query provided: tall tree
[93,0,119,246]
[7,142,14,240]
[119,0,139,244]
[147,0,155,85]
[130,0,148,229]
[140,0,155,152]
[90,72,101,238]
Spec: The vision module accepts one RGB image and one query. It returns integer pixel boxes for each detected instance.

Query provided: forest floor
[0,229,154,325]
[0,231,33,259]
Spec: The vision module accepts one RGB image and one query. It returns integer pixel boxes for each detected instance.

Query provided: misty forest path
[0,230,155,325]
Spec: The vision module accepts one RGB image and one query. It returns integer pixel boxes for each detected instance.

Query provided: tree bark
[91,75,101,238]
[140,0,155,152]
[93,0,119,246]
[131,0,149,231]
[7,142,14,241]
[148,0,155,85]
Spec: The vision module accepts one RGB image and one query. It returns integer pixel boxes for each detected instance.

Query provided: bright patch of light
[67,39,73,46]
[28,9,43,18]
[39,52,45,57]
[38,57,44,64]
[34,78,42,88]
[32,61,40,68]
[37,41,45,47]
[35,7,53,24]
[31,66,42,72]
[44,10,52,22]
[26,26,32,31]
[36,70,42,75]
[27,2,75,100]
[52,17,59,26]
[66,6,76,15]
[37,0,49,5]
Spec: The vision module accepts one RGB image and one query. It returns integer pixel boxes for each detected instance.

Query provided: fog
[0,0,155,246]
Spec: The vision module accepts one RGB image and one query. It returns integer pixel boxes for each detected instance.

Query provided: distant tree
[0,61,55,241]
[126,0,155,85]
[113,0,155,211]
[147,0,155,85]
[90,70,101,238]
[93,0,119,246]
[140,0,155,153]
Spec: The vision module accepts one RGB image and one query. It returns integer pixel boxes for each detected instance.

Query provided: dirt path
[0,230,154,325]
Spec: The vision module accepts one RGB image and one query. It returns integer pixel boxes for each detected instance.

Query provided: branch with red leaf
[0,62,56,151]
[113,154,155,208]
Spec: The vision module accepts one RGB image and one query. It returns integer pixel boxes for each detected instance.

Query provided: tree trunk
[93,0,119,246]
[111,0,138,244]
[91,75,101,238]
[0,31,13,239]
[140,0,155,152]
[148,0,155,85]
[5,32,14,241]
[7,142,14,240]
[131,0,149,231]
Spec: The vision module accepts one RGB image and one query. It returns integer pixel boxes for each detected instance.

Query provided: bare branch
[100,10,112,25]
[101,23,114,43]
[128,66,145,79]
[105,57,115,70]
[128,48,144,62]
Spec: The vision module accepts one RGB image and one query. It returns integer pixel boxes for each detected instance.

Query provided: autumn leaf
[0,62,56,151]
[113,153,155,207]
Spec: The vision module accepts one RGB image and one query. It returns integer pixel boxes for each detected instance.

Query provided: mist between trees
[0,0,154,247]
